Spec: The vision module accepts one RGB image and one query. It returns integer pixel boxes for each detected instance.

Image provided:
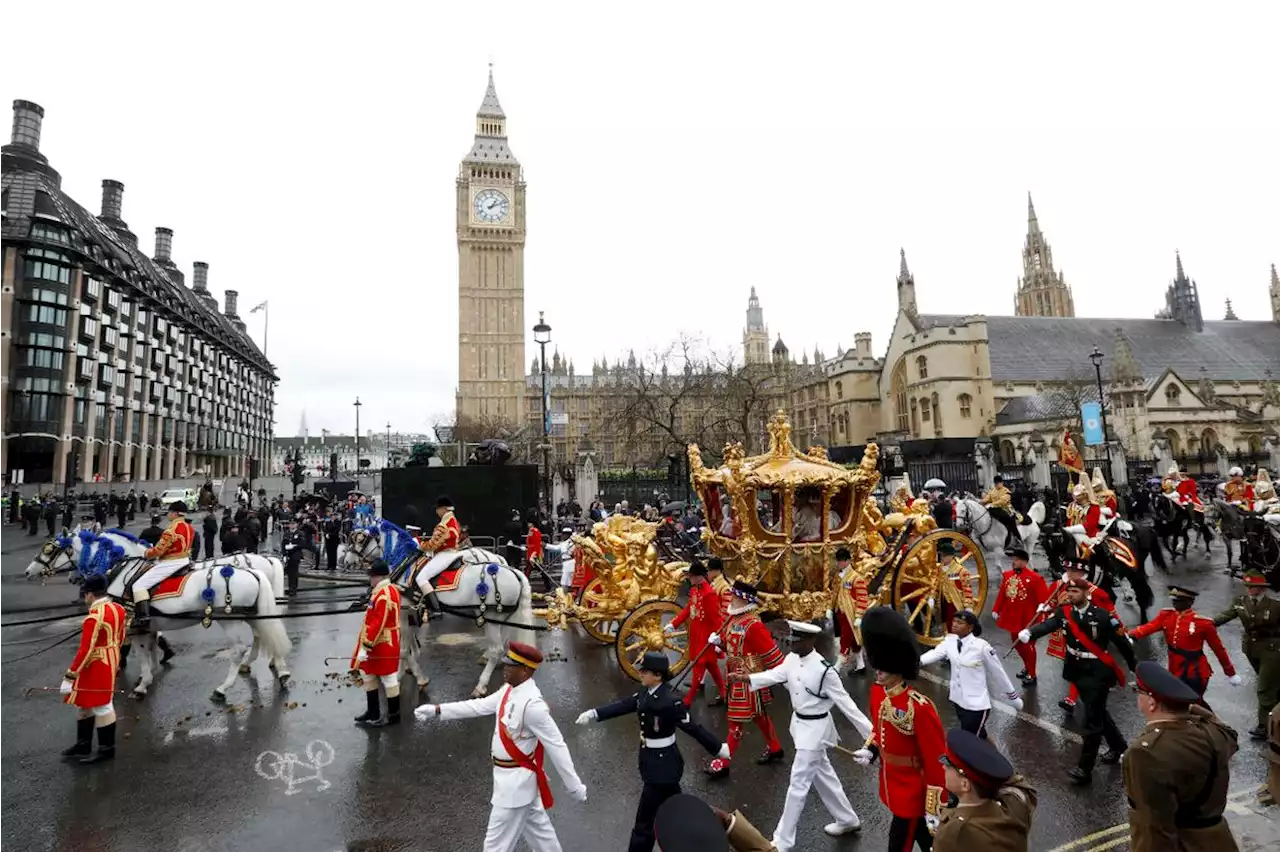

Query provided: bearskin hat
[860,606,921,679]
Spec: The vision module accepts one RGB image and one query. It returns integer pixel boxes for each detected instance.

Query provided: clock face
[473,188,510,223]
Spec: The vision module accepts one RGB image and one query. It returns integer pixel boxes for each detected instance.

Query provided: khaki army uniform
[1122,707,1239,852]
[933,775,1037,852]
[1213,591,1280,732]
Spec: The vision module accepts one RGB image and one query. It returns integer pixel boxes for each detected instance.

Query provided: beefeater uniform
[425,644,586,852]
[1129,590,1237,699]
[60,591,127,762]
[858,606,947,852]
[993,562,1049,679]
[705,590,785,777]
[669,573,726,706]
[351,570,403,726]
[1036,576,1121,707]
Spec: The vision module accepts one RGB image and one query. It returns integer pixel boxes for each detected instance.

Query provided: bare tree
[712,353,778,455]
[428,411,531,465]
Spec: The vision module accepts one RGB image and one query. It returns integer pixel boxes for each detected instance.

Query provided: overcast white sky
[5,3,1277,438]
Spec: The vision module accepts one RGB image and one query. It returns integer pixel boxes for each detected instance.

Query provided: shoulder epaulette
[908,690,935,709]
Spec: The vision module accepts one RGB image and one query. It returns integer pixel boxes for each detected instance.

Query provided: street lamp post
[1088,346,1112,474]
[533,311,552,511]
[386,421,391,469]
[354,397,363,479]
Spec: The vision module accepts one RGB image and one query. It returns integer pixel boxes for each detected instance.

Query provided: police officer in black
[1021,576,1137,785]
[281,518,315,596]
[576,651,729,852]
[139,514,165,546]
[323,510,342,572]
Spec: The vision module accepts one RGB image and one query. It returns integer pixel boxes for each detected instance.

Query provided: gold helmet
[1091,466,1110,494]
[1073,470,1098,503]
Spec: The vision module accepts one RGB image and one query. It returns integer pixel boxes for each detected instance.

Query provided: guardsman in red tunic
[1223,466,1255,507]
[852,606,947,851]
[60,573,126,764]
[1036,560,1123,714]
[1092,467,1120,519]
[1129,585,1240,702]
[132,500,196,632]
[666,560,727,707]
[1064,477,1103,559]
[352,558,402,726]
[992,545,1050,686]
[1173,467,1204,511]
[705,580,785,779]
[419,496,463,615]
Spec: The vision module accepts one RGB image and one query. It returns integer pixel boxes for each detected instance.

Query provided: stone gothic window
[958,393,973,419]
[931,392,941,433]
[920,398,932,423]
[916,355,928,379]
[892,360,909,433]
[835,380,844,399]
[1165,383,1181,405]
[910,398,919,437]
[1000,440,1017,466]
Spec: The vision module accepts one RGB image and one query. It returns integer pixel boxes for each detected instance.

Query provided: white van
[158,487,199,507]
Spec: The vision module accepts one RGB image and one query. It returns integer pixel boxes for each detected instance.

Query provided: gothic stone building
[2,101,276,486]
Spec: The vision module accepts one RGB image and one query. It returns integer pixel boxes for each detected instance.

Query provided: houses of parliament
[456,71,1280,474]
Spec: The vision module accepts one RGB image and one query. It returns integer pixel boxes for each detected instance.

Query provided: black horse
[1152,491,1214,560]
[1214,499,1280,581]
[1041,501,1156,624]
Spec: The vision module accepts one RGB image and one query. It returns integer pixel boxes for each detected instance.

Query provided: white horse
[954,497,1043,565]
[26,532,292,701]
[343,521,537,698]
[85,529,288,600]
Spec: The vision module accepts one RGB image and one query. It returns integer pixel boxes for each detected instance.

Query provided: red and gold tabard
[65,597,127,708]
[1129,607,1236,695]
[423,511,461,552]
[352,579,401,677]
[1224,480,1255,506]
[1066,501,1101,538]
[721,611,785,723]
[868,681,947,819]
[993,567,1050,633]
[145,518,194,561]
[1039,580,1121,660]
[670,582,724,651]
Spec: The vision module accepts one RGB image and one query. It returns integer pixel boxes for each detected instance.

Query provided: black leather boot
[158,633,175,664]
[80,723,115,764]
[354,690,380,725]
[63,717,94,757]
[374,695,400,727]
[133,600,151,634]
[424,592,443,621]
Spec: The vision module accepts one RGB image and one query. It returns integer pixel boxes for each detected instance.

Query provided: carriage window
[791,486,823,542]
[705,485,739,539]
[755,488,785,538]
[827,485,854,536]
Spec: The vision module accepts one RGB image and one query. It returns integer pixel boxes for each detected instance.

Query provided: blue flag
[1081,402,1104,445]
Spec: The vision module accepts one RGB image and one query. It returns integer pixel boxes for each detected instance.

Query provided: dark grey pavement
[3,526,1277,852]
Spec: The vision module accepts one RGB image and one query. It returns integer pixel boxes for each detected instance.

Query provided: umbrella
[661,501,687,515]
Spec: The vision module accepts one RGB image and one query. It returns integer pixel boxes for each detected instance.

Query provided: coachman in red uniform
[992,545,1050,685]
[60,573,127,764]
[855,606,947,851]
[1129,585,1239,701]
[705,580,785,778]
[1035,560,1122,712]
[132,500,196,632]
[667,560,727,707]
[352,558,403,726]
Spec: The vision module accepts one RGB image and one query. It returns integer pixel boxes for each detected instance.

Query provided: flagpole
[263,302,269,358]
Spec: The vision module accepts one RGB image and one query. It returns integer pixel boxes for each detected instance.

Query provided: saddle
[122,559,195,601]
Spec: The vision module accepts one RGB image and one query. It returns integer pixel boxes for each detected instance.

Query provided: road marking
[916,670,1083,744]
[1083,836,1129,851]
[255,739,335,795]
[435,633,480,646]
[1047,824,1127,852]
[1049,786,1261,851]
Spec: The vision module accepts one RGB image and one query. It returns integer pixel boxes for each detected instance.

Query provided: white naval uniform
[919,633,1018,713]
[748,650,872,852]
[438,679,585,852]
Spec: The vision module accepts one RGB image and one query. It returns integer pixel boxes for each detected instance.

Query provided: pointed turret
[744,287,769,365]
[896,248,918,316]
[1111,330,1141,383]
[478,65,505,118]
[1027,193,1040,235]
[1224,298,1239,321]
[530,355,540,375]
[1015,195,1075,317]
[464,64,518,165]
[1163,251,1204,332]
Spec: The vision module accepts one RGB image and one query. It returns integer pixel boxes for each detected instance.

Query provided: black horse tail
[1143,526,1168,572]
[1117,561,1155,617]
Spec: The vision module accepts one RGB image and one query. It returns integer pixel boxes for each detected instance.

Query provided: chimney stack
[154,227,173,262]
[854,332,873,358]
[192,262,209,293]
[101,179,124,221]
[224,289,239,317]
[11,100,44,149]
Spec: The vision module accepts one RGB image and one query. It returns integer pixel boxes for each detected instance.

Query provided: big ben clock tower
[456,67,526,425]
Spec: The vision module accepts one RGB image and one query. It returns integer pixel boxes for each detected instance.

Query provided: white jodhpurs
[132,560,188,601]
[484,801,562,852]
[772,747,858,851]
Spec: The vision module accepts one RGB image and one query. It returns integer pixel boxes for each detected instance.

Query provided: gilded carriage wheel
[575,577,623,645]
[615,599,691,682]
[891,529,989,647]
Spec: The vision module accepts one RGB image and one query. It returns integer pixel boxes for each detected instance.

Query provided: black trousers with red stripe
[888,815,933,851]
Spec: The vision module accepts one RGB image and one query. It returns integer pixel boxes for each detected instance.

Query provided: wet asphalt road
[1,526,1272,852]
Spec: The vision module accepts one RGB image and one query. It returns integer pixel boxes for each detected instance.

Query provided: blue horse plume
[376,519,423,570]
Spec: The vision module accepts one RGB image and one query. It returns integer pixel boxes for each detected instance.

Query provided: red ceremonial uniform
[526,527,543,562]
[1039,579,1121,704]
[145,519,194,560]
[1100,494,1119,516]
[868,682,947,819]
[1128,607,1235,695]
[709,609,784,768]
[1224,480,1255,506]
[423,511,461,552]
[1176,478,1203,509]
[994,567,1050,677]
[1066,502,1102,538]
[65,597,127,707]
[671,581,727,704]
[353,580,401,677]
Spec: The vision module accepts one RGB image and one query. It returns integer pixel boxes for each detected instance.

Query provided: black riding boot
[158,633,175,664]
[424,592,443,621]
[63,717,94,757]
[133,600,151,634]
[80,722,116,764]
[374,694,401,727]
[354,689,380,725]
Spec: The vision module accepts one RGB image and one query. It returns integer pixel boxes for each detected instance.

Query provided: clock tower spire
[456,65,526,426]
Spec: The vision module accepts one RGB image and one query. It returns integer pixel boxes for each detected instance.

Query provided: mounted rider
[1223,466,1255,508]
[1253,469,1280,514]
[980,474,1022,549]
[416,496,463,619]
[132,501,195,632]
[1164,462,1204,511]
[1091,467,1120,519]
[1064,472,1102,560]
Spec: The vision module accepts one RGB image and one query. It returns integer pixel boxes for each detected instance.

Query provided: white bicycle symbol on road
[254,740,335,795]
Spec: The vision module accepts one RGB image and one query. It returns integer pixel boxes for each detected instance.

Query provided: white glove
[852,748,873,765]
[664,623,676,634]
[59,679,73,695]
[1228,674,1243,687]
[1035,602,1051,614]
[824,609,833,621]
[925,814,940,834]
[569,785,588,803]
[575,709,597,725]
[708,632,721,647]
[413,704,438,721]
[1017,629,1031,645]
[357,647,369,663]
[285,544,296,551]
[991,611,1000,622]
[717,743,731,759]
